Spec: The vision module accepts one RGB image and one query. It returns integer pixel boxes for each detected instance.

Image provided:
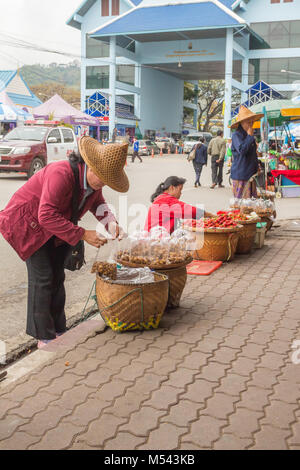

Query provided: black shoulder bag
[64,161,86,272]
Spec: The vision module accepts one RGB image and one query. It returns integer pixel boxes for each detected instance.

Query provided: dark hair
[151,176,186,203]
[199,136,205,143]
[217,130,223,137]
[69,150,85,164]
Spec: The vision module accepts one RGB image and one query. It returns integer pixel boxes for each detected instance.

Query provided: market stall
[33,94,99,139]
[250,100,300,197]
[0,90,33,136]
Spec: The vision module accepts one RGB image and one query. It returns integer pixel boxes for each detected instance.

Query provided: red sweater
[145,193,202,234]
[0,161,116,261]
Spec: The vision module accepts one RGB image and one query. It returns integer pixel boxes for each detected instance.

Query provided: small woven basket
[155,265,187,309]
[96,272,169,332]
[259,215,273,232]
[236,218,260,255]
[192,226,242,262]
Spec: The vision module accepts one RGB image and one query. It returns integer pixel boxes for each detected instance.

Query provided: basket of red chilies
[183,214,243,262]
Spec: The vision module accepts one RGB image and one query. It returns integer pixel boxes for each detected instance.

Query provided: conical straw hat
[78,137,129,193]
[230,105,264,129]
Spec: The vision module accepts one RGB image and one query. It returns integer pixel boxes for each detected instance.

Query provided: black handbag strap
[69,160,80,226]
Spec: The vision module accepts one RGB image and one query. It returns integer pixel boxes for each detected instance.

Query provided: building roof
[0,70,42,109]
[90,1,246,40]
[67,0,138,29]
[0,71,17,91]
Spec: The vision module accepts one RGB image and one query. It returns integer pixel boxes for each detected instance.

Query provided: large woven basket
[192,226,242,262]
[236,218,260,255]
[96,272,169,332]
[155,266,187,309]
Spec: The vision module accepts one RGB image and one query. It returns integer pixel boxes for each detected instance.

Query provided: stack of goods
[91,262,117,280]
[183,214,239,231]
[183,216,243,262]
[230,198,275,231]
[115,227,194,310]
[115,227,193,269]
[257,189,275,201]
[218,211,261,255]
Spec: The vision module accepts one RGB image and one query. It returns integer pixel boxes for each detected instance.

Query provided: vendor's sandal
[0,371,7,383]
[37,339,55,350]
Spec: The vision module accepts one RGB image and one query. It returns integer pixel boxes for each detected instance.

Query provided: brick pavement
[0,236,300,450]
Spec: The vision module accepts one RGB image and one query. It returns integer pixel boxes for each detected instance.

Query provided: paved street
[0,235,300,450]
[0,155,299,355]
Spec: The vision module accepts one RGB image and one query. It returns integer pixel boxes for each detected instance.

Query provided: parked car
[0,126,78,178]
[155,137,176,154]
[183,132,213,154]
[128,140,160,156]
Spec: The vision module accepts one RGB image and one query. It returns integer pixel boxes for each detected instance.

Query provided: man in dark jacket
[191,137,208,187]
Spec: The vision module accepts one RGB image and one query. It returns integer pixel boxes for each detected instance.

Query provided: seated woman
[145,176,215,234]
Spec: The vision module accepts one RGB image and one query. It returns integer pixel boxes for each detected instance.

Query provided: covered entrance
[90,0,264,138]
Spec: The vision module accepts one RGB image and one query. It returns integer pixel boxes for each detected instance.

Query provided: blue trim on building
[7,92,42,108]
[91,2,243,37]
[0,71,17,92]
[0,70,41,108]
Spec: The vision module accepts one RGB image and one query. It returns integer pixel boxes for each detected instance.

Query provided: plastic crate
[255,223,267,249]
[281,186,300,198]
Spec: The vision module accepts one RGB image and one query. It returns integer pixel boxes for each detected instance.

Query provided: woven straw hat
[230,105,264,129]
[78,137,129,193]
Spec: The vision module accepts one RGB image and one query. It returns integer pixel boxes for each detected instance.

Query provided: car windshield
[186,136,202,142]
[5,127,48,142]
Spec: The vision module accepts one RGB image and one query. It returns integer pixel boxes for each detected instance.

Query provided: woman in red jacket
[145,176,214,234]
[0,137,129,349]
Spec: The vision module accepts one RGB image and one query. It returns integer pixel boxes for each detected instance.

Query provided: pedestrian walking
[0,138,129,349]
[208,130,226,189]
[189,137,207,187]
[132,138,143,163]
[230,106,263,198]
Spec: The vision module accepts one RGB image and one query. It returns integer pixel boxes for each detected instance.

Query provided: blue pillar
[224,28,233,139]
[109,36,116,140]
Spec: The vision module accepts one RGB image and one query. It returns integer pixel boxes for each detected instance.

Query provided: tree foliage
[31,83,81,109]
[20,62,80,89]
[184,80,240,132]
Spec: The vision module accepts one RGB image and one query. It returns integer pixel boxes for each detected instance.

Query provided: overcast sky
[0,0,82,69]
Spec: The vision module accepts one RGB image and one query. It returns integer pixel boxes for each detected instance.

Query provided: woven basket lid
[78,137,129,193]
[230,105,264,129]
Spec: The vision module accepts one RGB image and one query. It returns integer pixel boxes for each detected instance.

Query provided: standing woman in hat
[0,137,129,349]
[230,106,264,199]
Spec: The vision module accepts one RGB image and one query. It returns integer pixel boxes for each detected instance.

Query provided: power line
[0,32,298,84]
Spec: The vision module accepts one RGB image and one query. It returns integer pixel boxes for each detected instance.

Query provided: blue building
[67,0,300,138]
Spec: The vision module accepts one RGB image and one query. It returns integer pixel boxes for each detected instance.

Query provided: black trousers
[25,238,69,340]
[132,151,142,163]
[211,155,224,185]
[193,162,204,185]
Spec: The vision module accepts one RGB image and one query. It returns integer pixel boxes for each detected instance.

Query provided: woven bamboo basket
[155,265,187,309]
[96,272,169,332]
[192,226,242,262]
[236,218,260,255]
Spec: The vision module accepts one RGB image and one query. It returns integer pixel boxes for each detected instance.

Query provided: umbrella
[250,99,300,127]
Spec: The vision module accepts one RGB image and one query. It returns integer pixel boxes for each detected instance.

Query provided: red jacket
[145,193,202,234]
[0,161,116,261]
